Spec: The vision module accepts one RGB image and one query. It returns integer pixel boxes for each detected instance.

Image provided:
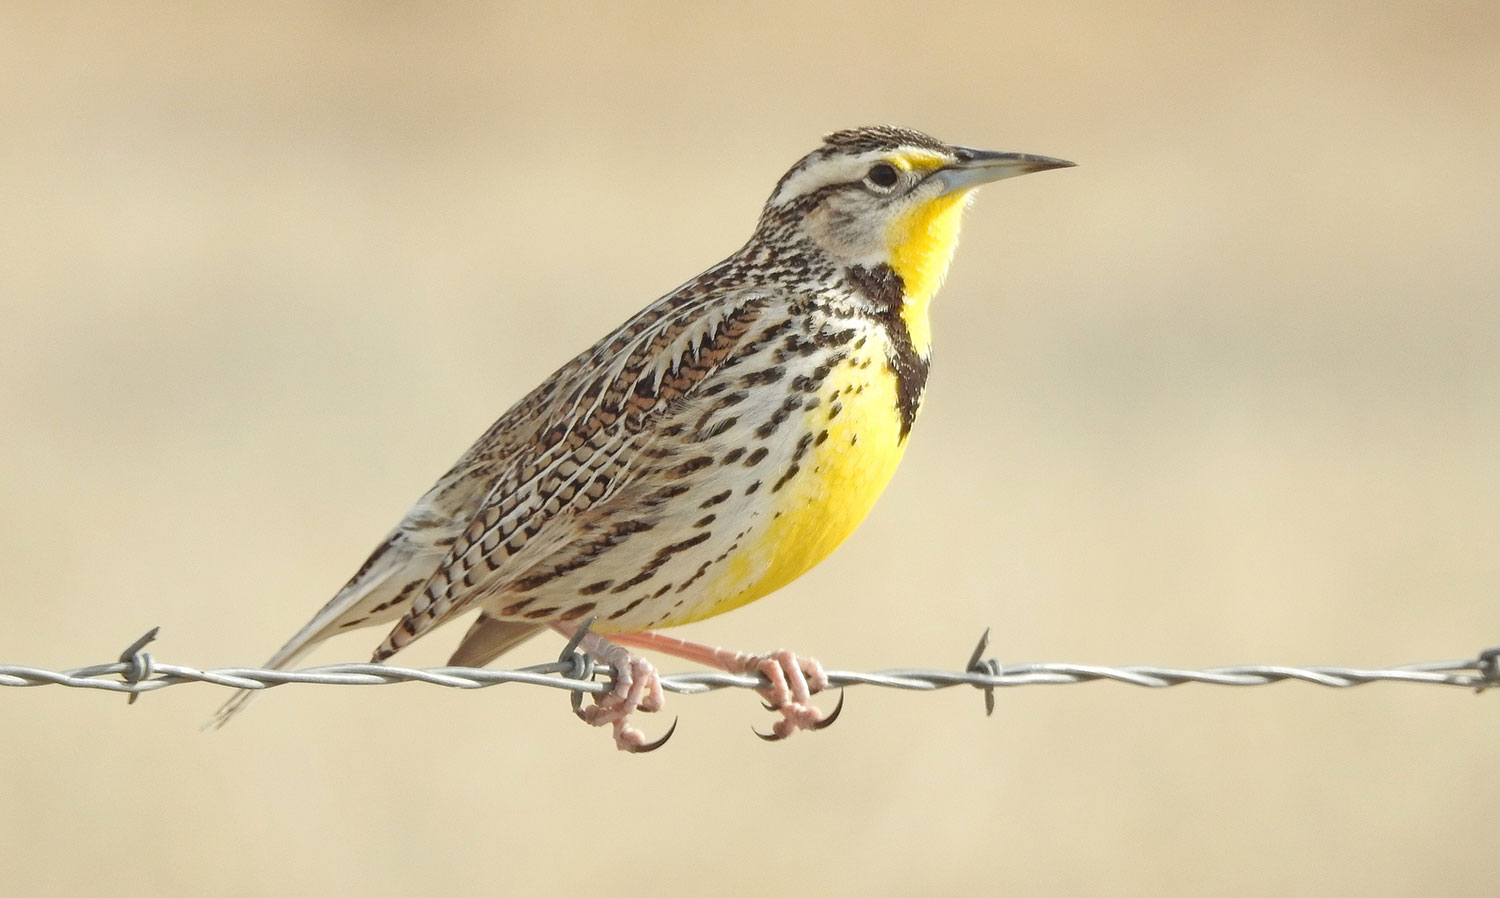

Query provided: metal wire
[2,628,1497,712]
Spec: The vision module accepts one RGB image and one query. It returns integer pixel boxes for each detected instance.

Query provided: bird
[211,125,1072,750]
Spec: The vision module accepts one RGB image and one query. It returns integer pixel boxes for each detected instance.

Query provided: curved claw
[753,724,788,743]
[571,688,587,721]
[635,717,679,753]
[753,689,845,741]
[761,699,780,712]
[810,689,845,731]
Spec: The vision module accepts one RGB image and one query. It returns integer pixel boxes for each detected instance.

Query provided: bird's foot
[560,627,674,753]
[604,631,844,742]
[740,649,844,741]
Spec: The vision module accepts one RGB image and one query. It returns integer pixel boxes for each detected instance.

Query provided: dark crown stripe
[821,125,949,155]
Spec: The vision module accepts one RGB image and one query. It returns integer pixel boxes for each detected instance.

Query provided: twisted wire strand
[2,628,1497,705]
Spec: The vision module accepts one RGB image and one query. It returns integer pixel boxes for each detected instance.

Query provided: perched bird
[212,126,1072,750]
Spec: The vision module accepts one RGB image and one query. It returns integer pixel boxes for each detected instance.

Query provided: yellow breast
[684,338,911,623]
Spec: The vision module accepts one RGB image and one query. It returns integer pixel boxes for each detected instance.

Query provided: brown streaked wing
[370,289,773,660]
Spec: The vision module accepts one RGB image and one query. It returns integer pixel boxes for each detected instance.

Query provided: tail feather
[205,634,326,729]
[206,526,440,728]
[447,613,543,668]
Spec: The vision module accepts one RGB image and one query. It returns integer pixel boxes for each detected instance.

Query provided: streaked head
[759,126,1073,311]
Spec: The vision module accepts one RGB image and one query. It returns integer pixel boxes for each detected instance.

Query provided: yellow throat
[885,188,972,356]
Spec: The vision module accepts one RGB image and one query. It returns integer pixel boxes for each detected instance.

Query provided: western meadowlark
[212,126,1071,750]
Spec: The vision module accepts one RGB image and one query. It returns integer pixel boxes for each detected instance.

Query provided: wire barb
[116,626,160,705]
[965,628,999,717]
[1474,646,1500,694]
[557,617,599,719]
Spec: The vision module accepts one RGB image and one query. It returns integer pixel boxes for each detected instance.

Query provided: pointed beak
[931,148,1075,195]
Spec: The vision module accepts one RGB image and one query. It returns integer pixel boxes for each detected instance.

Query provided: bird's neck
[884,189,972,357]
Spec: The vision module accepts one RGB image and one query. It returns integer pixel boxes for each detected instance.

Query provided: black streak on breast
[844,264,930,440]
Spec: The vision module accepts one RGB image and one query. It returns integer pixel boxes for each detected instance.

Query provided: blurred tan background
[3,1,1498,895]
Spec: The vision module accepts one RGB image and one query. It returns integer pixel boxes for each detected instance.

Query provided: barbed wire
[2,628,1497,715]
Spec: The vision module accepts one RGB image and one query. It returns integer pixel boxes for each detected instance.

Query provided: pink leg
[608,630,842,741]
[551,624,670,752]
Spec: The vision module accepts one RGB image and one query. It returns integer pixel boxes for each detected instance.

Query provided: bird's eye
[865,163,900,190]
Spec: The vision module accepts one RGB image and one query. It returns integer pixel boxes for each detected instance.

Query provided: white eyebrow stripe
[769,150,889,206]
